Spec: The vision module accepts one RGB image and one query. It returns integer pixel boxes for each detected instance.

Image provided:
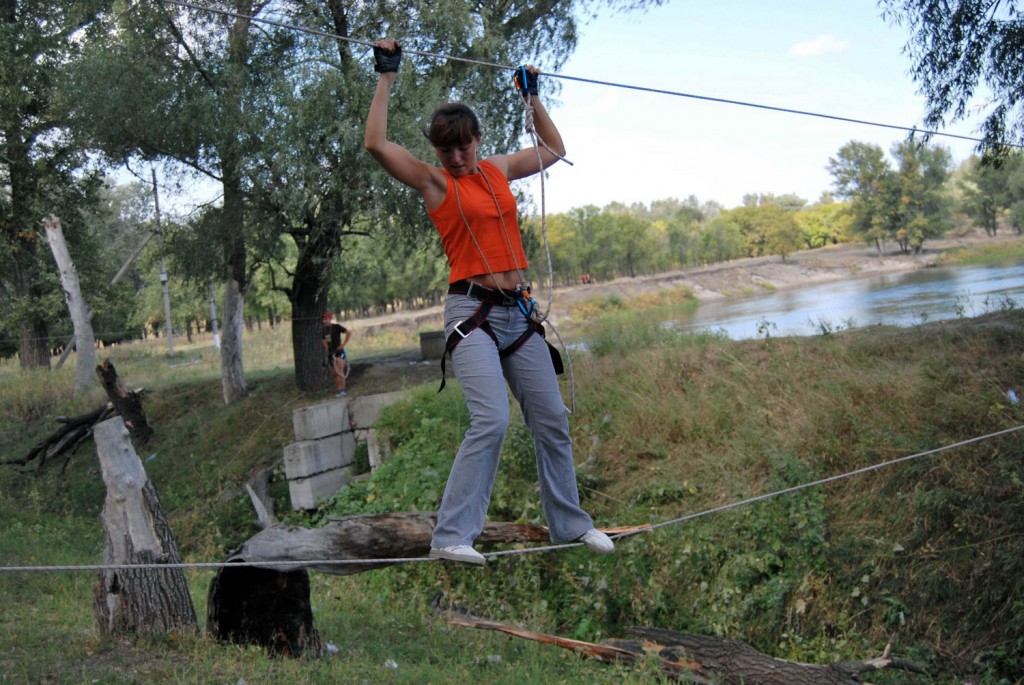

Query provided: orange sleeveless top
[427,160,528,284]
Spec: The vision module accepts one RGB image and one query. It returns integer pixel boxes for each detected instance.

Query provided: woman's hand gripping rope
[513,65,573,167]
[373,40,401,72]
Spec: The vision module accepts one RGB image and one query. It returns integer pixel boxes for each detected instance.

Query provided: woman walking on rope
[364,39,613,565]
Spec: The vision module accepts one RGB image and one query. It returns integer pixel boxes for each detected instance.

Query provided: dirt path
[342,231,1021,395]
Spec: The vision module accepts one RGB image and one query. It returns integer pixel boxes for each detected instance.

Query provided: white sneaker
[429,545,486,565]
[578,529,615,554]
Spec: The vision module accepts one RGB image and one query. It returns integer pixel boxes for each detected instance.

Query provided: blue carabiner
[514,285,535,319]
[513,65,529,95]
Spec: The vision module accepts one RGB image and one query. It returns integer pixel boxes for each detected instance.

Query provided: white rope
[6,423,1021,574]
[518,94,578,414]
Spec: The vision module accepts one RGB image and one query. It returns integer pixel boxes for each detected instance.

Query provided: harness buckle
[453,320,471,339]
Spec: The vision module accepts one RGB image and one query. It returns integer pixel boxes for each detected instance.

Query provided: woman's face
[434,136,481,177]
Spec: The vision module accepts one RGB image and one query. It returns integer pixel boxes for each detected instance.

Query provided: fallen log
[225,512,552,574]
[206,513,649,655]
[440,605,929,684]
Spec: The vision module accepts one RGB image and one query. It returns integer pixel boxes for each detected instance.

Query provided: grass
[3,243,1024,684]
[937,233,1024,265]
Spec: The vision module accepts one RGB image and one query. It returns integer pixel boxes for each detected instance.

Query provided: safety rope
[519,94,578,413]
[5,423,1021,574]
[156,0,1019,150]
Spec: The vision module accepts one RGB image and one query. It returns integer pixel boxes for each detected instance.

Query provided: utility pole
[152,169,174,356]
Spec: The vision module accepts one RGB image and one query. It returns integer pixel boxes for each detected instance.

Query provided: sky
[519,0,989,213]
[160,1,990,216]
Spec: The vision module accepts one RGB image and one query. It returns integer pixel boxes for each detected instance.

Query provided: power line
[157,0,1016,149]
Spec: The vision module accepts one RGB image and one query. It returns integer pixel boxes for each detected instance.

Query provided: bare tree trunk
[43,216,96,395]
[91,417,197,637]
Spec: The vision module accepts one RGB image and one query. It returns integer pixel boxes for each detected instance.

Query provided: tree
[795,200,850,249]
[828,141,894,251]
[699,215,744,264]
[69,1,276,402]
[760,205,803,261]
[881,0,1024,150]
[1,0,110,369]
[959,153,1024,235]
[73,0,664,394]
[889,139,953,253]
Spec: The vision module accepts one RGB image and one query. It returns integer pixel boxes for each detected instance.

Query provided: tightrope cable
[5,423,1021,574]
[156,0,1015,149]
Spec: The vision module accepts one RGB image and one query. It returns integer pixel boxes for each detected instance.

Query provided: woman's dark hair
[424,103,481,147]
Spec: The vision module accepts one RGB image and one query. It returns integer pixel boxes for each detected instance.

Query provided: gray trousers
[431,294,595,548]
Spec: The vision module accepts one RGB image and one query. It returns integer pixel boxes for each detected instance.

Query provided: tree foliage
[828,139,953,253]
[0,0,111,367]
[881,0,1024,150]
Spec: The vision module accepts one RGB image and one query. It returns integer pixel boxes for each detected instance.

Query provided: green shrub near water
[3,272,1024,682]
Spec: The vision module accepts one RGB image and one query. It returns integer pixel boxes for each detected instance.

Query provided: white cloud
[788,34,851,57]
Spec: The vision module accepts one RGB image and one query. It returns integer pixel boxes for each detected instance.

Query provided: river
[674,261,1024,339]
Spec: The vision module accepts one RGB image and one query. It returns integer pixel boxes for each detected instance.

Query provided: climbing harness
[438,280,563,392]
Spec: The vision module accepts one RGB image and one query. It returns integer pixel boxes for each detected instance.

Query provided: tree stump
[207,564,322,658]
[91,417,197,637]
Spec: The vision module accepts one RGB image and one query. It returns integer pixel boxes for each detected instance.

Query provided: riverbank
[351,230,1024,340]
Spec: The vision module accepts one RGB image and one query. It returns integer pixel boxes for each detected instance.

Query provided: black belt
[447,280,517,306]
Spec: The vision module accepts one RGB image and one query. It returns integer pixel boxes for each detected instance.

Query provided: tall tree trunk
[289,213,343,392]
[215,3,253,405]
[43,216,96,395]
[220,273,248,404]
[3,107,51,370]
[291,288,332,393]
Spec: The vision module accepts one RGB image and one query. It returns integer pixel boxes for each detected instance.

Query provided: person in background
[322,312,351,396]
[363,39,614,565]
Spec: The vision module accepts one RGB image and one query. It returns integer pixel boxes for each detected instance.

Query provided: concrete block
[288,466,353,510]
[348,390,409,429]
[420,330,446,360]
[292,399,349,440]
[283,434,355,479]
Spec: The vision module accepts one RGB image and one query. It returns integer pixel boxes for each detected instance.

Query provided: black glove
[373,44,402,73]
[513,65,539,97]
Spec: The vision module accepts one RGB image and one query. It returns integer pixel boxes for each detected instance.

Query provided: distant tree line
[12,141,1020,363]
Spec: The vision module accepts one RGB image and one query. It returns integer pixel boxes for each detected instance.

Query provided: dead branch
[3,404,114,469]
[96,359,152,444]
[440,604,929,685]
[8,359,152,469]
